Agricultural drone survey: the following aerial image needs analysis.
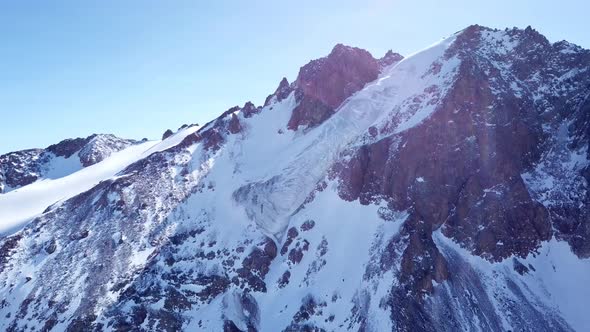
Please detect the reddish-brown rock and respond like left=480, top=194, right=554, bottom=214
left=228, top=114, right=242, bottom=134
left=378, top=50, right=404, bottom=69
left=288, top=44, right=381, bottom=130
left=241, top=101, right=259, bottom=118
left=333, top=30, right=553, bottom=274
left=264, top=77, right=293, bottom=107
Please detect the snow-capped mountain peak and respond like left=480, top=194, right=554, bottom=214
left=0, top=25, right=589, bottom=331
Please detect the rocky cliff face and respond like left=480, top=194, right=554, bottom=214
left=0, top=134, right=139, bottom=193
left=0, top=25, right=588, bottom=332
left=288, top=44, right=403, bottom=130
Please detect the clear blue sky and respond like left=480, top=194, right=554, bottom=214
left=1, top=0, right=588, bottom=153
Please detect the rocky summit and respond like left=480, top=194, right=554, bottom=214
left=0, top=25, right=589, bottom=331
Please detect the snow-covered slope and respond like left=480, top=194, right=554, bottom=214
left=434, top=232, right=590, bottom=332
left=0, top=141, right=155, bottom=237
left=0, top=127, right=200, bottom=237
left=0, top=134, right=139, bottom=194
left=0, top=25, right=588, bottom=332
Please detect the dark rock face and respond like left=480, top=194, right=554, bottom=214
left=228, top=114, right=242, bottom=134
left=513, top=258, right=530, bottom=275
left=296, top=44, right=380, bottom=109
left=288, top=44, right=382, bottom=130
left=0, top=234, right=22, bottom=275
left=280, top=227, right=299, bottom=255
left=571, top=92, right=590, bottom=152
left=0, top=149, right=45, bottom=192
left=399, top=215, right=449, bottom=294
left=288, top=89, right=335, bottom=131
left=236, top=238, right=277, bottom=292
left=300, top=219, right=315, bottom=232
left=264, top=77, right=293, bottom=107
left=188, top=100, right=269, bottom=153
left=241, top=101, right=260, bottom=118
left=378, top=50, right=404, bottom=69
left=201, top=128, right=225, bottom=151
left=555, top=92, right=590, bottom=257
left=162, top=129, right=174, bottom=140
left=434, top=55, right=551, bottom=260
left=285, top=295, right=328, bottom=331
left=46, top=136, right=91, bottom=158
left=334, top=25, right=588, bottom=285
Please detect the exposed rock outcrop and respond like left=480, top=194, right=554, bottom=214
left=287, top=44, right=382, bottom=130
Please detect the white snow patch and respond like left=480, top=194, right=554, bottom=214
left=43, top=154, right=83, bottom=179
left=257, top=182, right=406, bottom=331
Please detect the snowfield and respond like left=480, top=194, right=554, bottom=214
left=0, top=126, right=200, bottom=237
left=0, top=142, right=157, bottom=236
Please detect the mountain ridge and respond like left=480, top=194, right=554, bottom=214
left=0, top=24, right=588, bottom=331
left=0, top=134, right=141, bottom=194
